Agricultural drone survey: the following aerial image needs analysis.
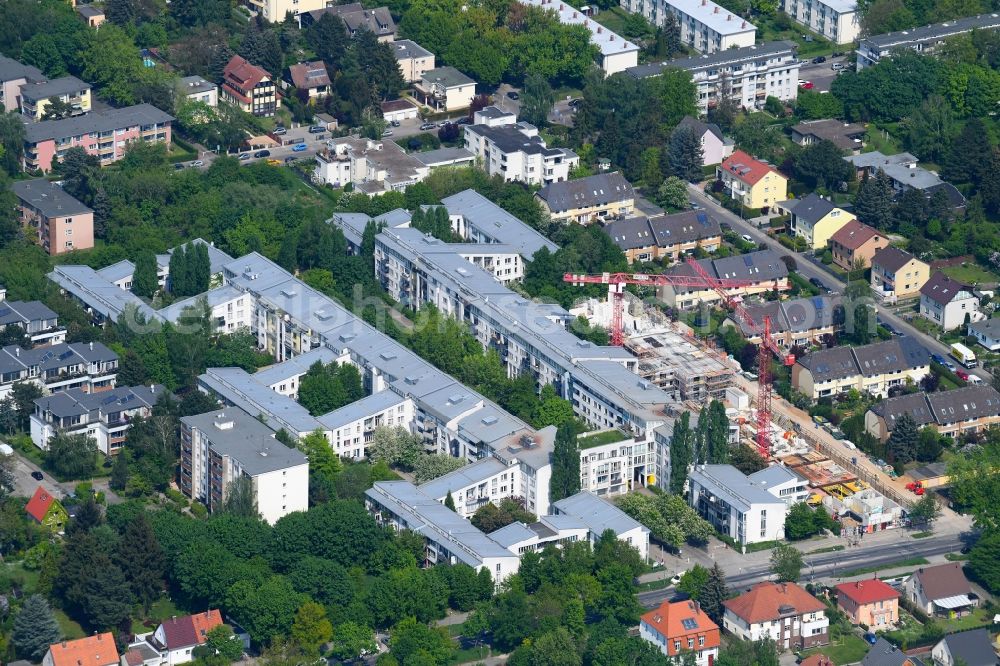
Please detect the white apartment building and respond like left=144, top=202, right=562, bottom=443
left=620, top=0, right=756, bottom=53
left=240, top=0, right=326, bottom=22
left=520, top=0, right=640, bottom=74
left=628, top=41, right=800, bottom=115
left=0, top=341, right=118, bottom=401
left=577, top=429, right=661, bottom=497
left=318, top=391, right=416, bottom=460
left=856, top=13, right=1000, bottom=69
left=688, top=464, right=804, bottom=545
left=180, top=407, right=309, bottom=524
left=313, top=137, right=429, bottom=194
left=30, top=385, right=167, bottom=454
left=781, top=0, right=859, bottom=44
left=723, top=582, right=830, bottom=650
left=464, top=119, right=578, bottom=186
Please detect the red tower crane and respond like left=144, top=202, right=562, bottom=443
left=563, top=259, right=794, bottom=457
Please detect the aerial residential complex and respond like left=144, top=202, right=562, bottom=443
left=463, top=113, right=579, bottom=185
left=12, top=179, right=94, bottom=255
left=619, top=0, right=757, bottom=53
left=781, top=0, right=859, bottom=44
left=856, top=13, right=1000, bottom=69
left=521, top=0, right=640, bottom=74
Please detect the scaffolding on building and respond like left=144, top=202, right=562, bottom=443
left=624, top=326, right=738, bottom=403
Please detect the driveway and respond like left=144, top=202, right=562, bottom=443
left=9, top=448, right=68, bottom=500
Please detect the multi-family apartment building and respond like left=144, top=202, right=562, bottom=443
left=919, top=271, right=984, bottom=332
left=521, top=0, right=640, bottom=74
left=660, top=250, right=790, bottom=309
left=391, top=40, right=435, bottom=83
left=535, top=172, right=635, bottom=224
left=723, top=582, right=829, bottom=649
left=440, top=189, right=558, bottom=259
left=870, top=246, right=930, bottom=302
left=0, top=55, right=44, bottom=112
left=0, top=299, right=64, bottom=346
left=717, top=150, right=788, bottom=210
left=0, top=341, right=118, bottom=400
left=576, top=429, right=660, bottom=497
left=23, top=104, right=173, bottom=172
left=620, top=0, right=756, bottom=53
left=780, top=193, right=853, bottom=250
left=640, top=599, right=721, bottom=666
left=76, top=5, right=107, bottom=28
left=792, top=337, right=931, bottom=399
left=19, top=76, right=91, bottom=121
left=627, top=41, right=800, bottom=115
left=828, top=219, right=889, bottom=271
left=464, top=116, right=579, bottom=185
left=857, top=13, right=1000, bottom=69
left=606, top=210, right=723, bottom=264
left=414, top=66, right=476, bottom=112
left=865, top=385, right=1000, bottom=441
left=312, top=137, right=429, bottom=193
left=221, top=56, right=279, bottom=117
left=180, top=407, right=309, bottom=524
left=781, top=0, right=859, bottom=44
left=688, top=463, right=807, bottom=544
left=12, top=179, right=94, bottom=255
left=298, top=4, right=397, bottom=40
left=723, top=295, right=837, bottom=349
left=30, top=384, right=167, bottom=454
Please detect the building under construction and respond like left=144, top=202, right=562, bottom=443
left=625, top=327, right=737, bottom=402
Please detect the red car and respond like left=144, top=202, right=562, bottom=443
left=798, top=80, right=814, bottom=89
left=957, top=369, right=970, bottom=381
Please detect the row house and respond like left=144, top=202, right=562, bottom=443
left=723, top=295, right=838, bottom=349
left=0, top=298, right=65, bottom=346
left=23, top=104, right=173, bottom=172
left=535, top=171, right=635, bottom=224
left=661, top=249, right=790, bottom=309
left=0, top=341, right=118, bottom=400
left=865, top=385, right=1000, bottom=441
left=792, top=336, right=931, bottom=399
left=12, top=179, right=94, bottom=255
left=606, top=210, right=723, bottom=264
left=30, top=384, right=167, bottom=454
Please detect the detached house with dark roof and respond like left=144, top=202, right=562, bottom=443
left=865, top=385, right=1000, bottom=441
left=920, top=271, right=984, bottom=331
left=969, top=317, right=1000, bottom=351
left=221, top=55, right=278, bottom=117
left=870, top=246, right=930, bottom=301
left=723, top=581, right=829, bottom=649
left=931, top=628, right=998, bottom=666
left=792, top=336, right=931, bottom=399
left=779, top=193, right=853, bottom=250
left=287, top=61, right=331, bottom=99
left=791, top=119, right=867, bottom=153
left=130, top=610, right=225, bottom=666
left=535, top=172, right=635, bottom=224
left=829, top=219, right=889, bottom=271
left=676, top=115, right=733, bottom=166
left=903, top=562, right=978, bottom=617
left=717, top=150, right=788, bottom=210
left=604, top=210, right=722, bottom=264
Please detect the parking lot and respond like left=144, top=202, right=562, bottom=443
left=798, top=54, right=849, bottom=93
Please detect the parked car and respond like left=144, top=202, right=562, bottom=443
left=31, top=470, right=43, bottom=481
left=864, top=633, right=878, bottom=645
left=969, top=374, right=983, bottom=385
left=284, top=156, right=296, bottom=164
left=670, top=572, right=685, bottom=585
left=831, top=62, right=845, bottom=71
left=809, top=277, right=825, bottom=289
left=381, top=129, right=393, bottom=137
left=931, top=353, right=947, bottom=365
left=253, top=149, right=271, bottom=158
left=173, top=163, right=185, bottom=170
left=740, top=233, right=755, bottom=244
left=568, top=98, right=583, bottom=108
left=506, top=90, right=520, bottom=100
left=238, top=152, right=251, bottom=160
left=272, top=127, right=287, bottom=136
left=390, top=120, right=401, bottom=127
left=419, top=122, right=436, bottom=131
left=944, top=359, right=957, bottom=371
left=191, top=160, right=204, bottom=167
left=798, top=80, right=814, bottom=89
left=266, top=159, right=282, bottom=166
left=812, top=55, right=826, bottom=63
left=292, top=143, right=307, bottom=152
left=957, top=369, right=970, bottom=381
left=308, top=125, right=326, bottom=134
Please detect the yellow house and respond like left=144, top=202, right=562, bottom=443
left=870, top=246, right=930, bottom=301
left=780, top=193, right=852, bottom=249
left=19, top=76, right=92, bottom=121
left=717, top=150, right=788, bottom=210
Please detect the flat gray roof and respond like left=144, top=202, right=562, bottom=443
left=316, top=389, right=408, bottom=429
left=199, top=367, right=324, bottom=435
left=689, top=464, right=787, bottom=510
left=864, top=13, right=1000, bottom=50
left=181, top=407, right=308, bottom=476
left=421, top=66, right=475, bottom=88
left=48, top=264, right=161, bottom=323
left=413, top=147, right=475, bottom=167
left=12, top=179, right=92, bottom=218
left=418, top=456, right=509, bottom=499
left=627, top=40, right=795, bottom=78
left=553, top=491, right=647, bottom=537
left=0, top=55, right=44, bottom=83
left=254, top=347, right=339, bottom=387
left=391, top=39, right=433, bottom=60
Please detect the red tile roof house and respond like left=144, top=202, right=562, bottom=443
left=43, top=633, right=119, bottom=666
left=131, top=610, right=224, bottom=666
left=221, top=55, right=279, bottom=117
left=24, top=485, right=69, bottom=533
left=639, top=599, right=721, bottom=666
left=903, top=562, right=979, bottom=618
left=835, top=578, right=900, bottom=629
left=722, top=582, right=829, bottom=650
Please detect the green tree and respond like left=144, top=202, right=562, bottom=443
left=223, top=476, right=257, bottom=519
left=81, top=24, right=146, bottom=105
left=13, top=594, right=61, bottom=661
left=669, top=411, right=693, bottom=495
left=330, top=622, right=376, bottom=662
left=794, top=88, right=844, bottom=120
left=794, top=139, right=853, bottom=190
left=905, top=94, right=955, bottom=163
left=444, top=491, right=456, bottom=511
left=132, top=250, right=159, bottom=298
left=909, top=494, right=940, bottom=529
left=290, top=602, right=333, bottom=656
left=20, top=34, right=68, bottom=77
left=770, top=543, right=803, bottom=582
left=110, top=450, right=129, bottom=492
left=388, top=617, right=454, bottom=664
left=203, top=625, right=245, bottom=662
left=703, top=400, right=730, bottom=464
left=529, top=627, right=582, bottom=666
left=226, top=575, right=305, bottom=646
left=854, top=169, right=895, bottom=230
left=549, top=422, right=580, bottom=504
left=0, top=111, right=27, bottom=176
left=667, top=124, right=704, bottom=182
left=916, top=428, right=944, bottom=462
left=730, top=445, right=767, bottom=475
left=698, top=562, right=728, bottom=623
left=677, top=564, right=710, bottom=598
left=784, top=502, right=820, bottom=540
left=45, top=433, right=96, bottom=480
left=658, top=176, right=690, bottom=211
left=521, top=72, right=555, bottom=127
left=732, top=114, right=779, bottom=163
left=114, top=513, right=165, bottom=612
left=968, top=529, right=1000, bottom=593
left=306, top=13, right=350, bottom=65
left=533, top=384, right=576, bottom=428
left=887, top=412, right=918, bottom=466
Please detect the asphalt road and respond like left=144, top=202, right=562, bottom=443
left=638, top=530, right=965, bottom=608
left=797, top=55, right=849, bottom=93
left=687, top=184, right=992, bottom=383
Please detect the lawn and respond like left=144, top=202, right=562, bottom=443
left=592, top=7, right=632, bottom=38
left=755, top=15, right=834, bottom=58
left=130, top=597, right=185, bottom=633
left=637, top=577, right=675, bottom=592
left=579, top=429, right=630, bottom=449
left=55, top=609, right=87, bottom=639
left=942, top=607, right=993, bottom=632
left=941, top=262, right=1000, bottom=285
left=448, top=640, right=491, bottom=665
left=801, top=634, right=869, bottom=664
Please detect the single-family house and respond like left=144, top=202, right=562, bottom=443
left=675, top=116, right=733, bottom=166
left=846, top=152, right=966, bottom=210
left=639, top=599, right=720, bottom=666
left=870, top=246, right=930, bottom=301
left=792, top=336, right=931, bottom=399
left=287, top=61, right=331, bottom=99
left=25, top=486, right=69, bottom=532
left=414, top=66, right=475, bottom=112
left=920, top=271, right=985, bottom=331
left=136, top=610, right=225, bottom=666
left=605, top=210, right=723, bottom=264
left=177, top=76, right=218, bottom=107
left=780, top=193, right=853, bottom=250
left=835, top=578, right=900, bottom=629
left=392, top=40, right=434, bottom=83
left=862, top=637, right=925, bottom=666
left=43, top=634, right=119, bottom=666
left=790, top=119, right=867, bottom=152
left=723, top=582, right=829, bottom=649
left=535, top=172, right=635, bottom=224
left=829, top=219, right=889, bottom=271
left=12, top=179, right=94, bottom=255
left=931, top=628, right=997, bottom=666
left=865, top=385, right=1000, bottom=442
left=221, top=55, right=279, bottom=117
left=969, top=317, right=1000, bottom=351
left=716, top=150, right=788, bottom=210
left=903, top=562, right=978, bottom=617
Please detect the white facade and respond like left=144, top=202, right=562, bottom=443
left=313, top=138, right=429, bottom=193
left=319, top=392, right=417, bottom=460
left=520, top=0, right=640, bottom=74
left=621, top=0, right=756, bottom=53
left=920, top=289, right=984, bottom=332
left=577, top=430, right=661, bottom=497
left=781, top=0, right=859, bottom=44
left=242, top=0, right=326, bottom=22
left=463, top=123, right=578, bottom=186
left=392, top=40, right=435, bottom=83
left=688, top=464, right=793, bottom=545
left=723, top=606, right=829, bottom=647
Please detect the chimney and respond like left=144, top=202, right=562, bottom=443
left=714, top=6, right=718, bottom=11
left=89, top=341, right=94, bottom=350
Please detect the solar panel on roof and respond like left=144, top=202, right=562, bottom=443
left=102, top=395, right=117, bottom=405
left=812, top=296, right=823, bottom=309
left=696, top=212, right=708, bottom=225
left=59, top=350, right=73, bottom=360
left=743, top=255, right=753, bottom=267
left=0, top=308, right=10, bottom=317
